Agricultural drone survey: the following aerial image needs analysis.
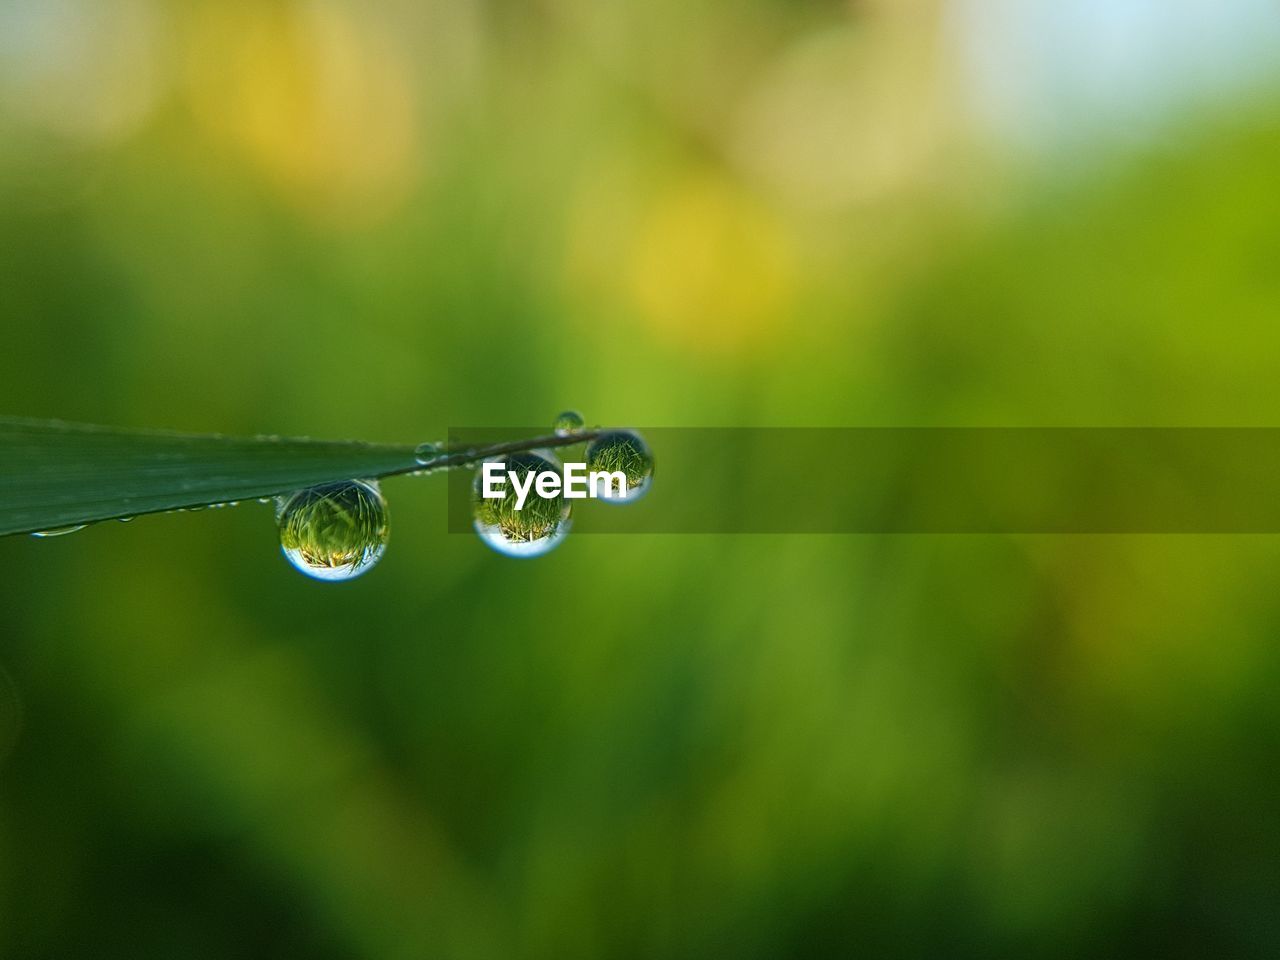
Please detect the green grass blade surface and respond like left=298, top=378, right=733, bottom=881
left=0, top=417, right=419, bottom=536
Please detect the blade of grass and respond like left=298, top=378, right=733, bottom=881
left=0, top=417, right=421, bottom=536
left=0, top=417, right=602, bottom=537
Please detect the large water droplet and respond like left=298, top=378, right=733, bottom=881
left=414, top=441, right=444, bottom=465
left=277, top=479, right=388, bottom=581
left=585, top=430, right=654, bottom=503
left=31, top=523, right=88, bottom=537
left=553, top=410, right=585, bottom=437
left=472, top=451, right=571, bottom=558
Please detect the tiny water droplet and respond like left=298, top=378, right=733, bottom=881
left=117, top=516, right=134, bottom=523
left=277, top=479, right=388, bottom=582
left=31, top=524, right=88, bottom=538
left=414, top=441, right=444, bottom=465
left=585, top=430, right=654, bottom=504
left=553, top=410, right=585, bottom=437
left=472, top=451, right=571, bottom=558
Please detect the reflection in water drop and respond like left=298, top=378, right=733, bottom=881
left=277, top=479, right=388, bottom=581
left=553, top=411, right=585, bottom=437
left=31, top=524, right=88, bottom=537
left=585, top=430, right=654, bottom=504
left=414, top=441, right=443, bottom=465
left=475, top=519, right=571, bottom=558
left=472, top=451, right=572, bottom=558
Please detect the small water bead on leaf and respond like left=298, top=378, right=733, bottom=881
left=31, top=524, right=88, bottom=537
left=277, top=479, right=388, bottom=582
left=553, top=411, right=585, bottom=437
left=414, top=441, right=444, bottom=466
left=585, top=430, right=654, bottom=504
left=472, top=450, right=572, bottom=558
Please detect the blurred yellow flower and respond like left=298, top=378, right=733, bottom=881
left=626, top=174, right=796, bottom=351
left=184, top=0, right=419, bottom=225
left=567, top=166, right=796, bottom=354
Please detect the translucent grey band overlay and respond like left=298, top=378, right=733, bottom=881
left=446, top=428, right=1280, bottom=533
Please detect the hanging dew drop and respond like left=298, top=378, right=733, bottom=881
left=472, top=451, right=571, bottom=558
left=31, top=524, right=88, bottom=537
left=414, top=441, right=444, bottom=465
left=277, top=479, right=389, bottom=582
left=474, top=518, right=570, bottom=558
left=585, top=430, right=654, bottom=503
left=553, top=411, right=585, bottom=437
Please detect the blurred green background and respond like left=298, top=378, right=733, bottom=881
left=3, top=0, right=1280, bottom=956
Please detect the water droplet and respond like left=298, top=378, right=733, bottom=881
left=585, top=430, right=654, bottom=503
left=472, top=451, right=571, bottom=558
left=31, top=524, right=88, bottom=537
left=553, top=410, right=585, bottom=437
left=117, top=516, right=134, bottom=523
left=414, top=441, right=444, bottom=465
left=277, top=479, right=388, bottom=582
